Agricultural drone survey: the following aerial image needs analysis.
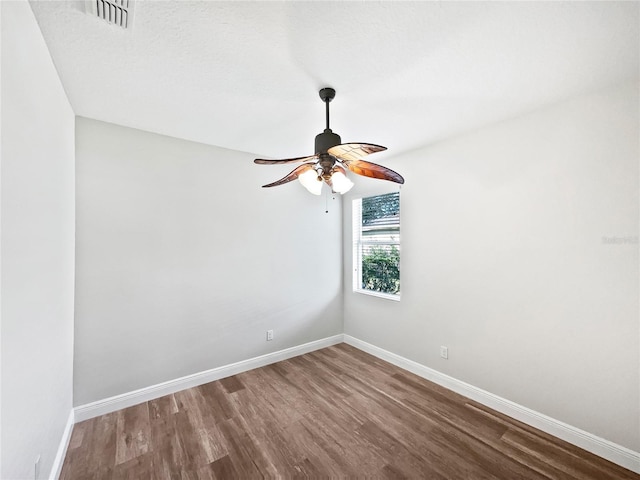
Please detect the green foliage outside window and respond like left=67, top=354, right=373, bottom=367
left=361, top=245, right=400, bottom=294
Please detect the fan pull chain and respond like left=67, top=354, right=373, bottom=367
left=324, top=191, right=337, bottom=213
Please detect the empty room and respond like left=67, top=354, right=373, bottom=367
left=1, top=1, right=638, bottom=479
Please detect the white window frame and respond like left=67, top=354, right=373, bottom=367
left=352, top=192, right=401, bottom=301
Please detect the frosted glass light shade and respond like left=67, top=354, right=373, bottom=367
left=298, top=168, right=322, bottom=195
left=331, top=171, right=354, bottom=194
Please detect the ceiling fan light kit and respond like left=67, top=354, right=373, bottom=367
left=254, top=88, right=404, bottom=195
left=298, top=167, right=324, bottom=195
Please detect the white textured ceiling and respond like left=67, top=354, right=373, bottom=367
left=29, top=1, right=639, bottom=159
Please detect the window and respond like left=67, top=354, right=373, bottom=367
left=352, top=192, right=400, bottom=300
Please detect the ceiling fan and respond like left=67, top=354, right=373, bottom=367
left=254, top=88, right=404, bottom=195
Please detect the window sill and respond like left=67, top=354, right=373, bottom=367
left=353, top=289, right=401, bottom=302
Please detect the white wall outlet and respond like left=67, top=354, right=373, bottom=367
left=440, top=346, right=448, bottom=359
left=266, top=329, right=274, bottom=341
left=34, top=454, right=41, bottom=479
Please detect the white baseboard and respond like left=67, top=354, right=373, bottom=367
left=74, top=334, right=344, bottom=423
left=343, top=334, right=640, bottom=474
left=50, top=409, right=74, bottom=480
left=70, top=333, right=639, bottom=474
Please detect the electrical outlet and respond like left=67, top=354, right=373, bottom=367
left=266, top=329, right=274, bottom=341
left=34, top=454, right=41, bottom=479
left=440, top=346, right=448, bottom=359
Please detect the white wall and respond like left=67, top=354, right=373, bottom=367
left=1, top=4, right=3, bottom=475
left=343, top=82, right=639, bottom=451
left=74, top=117, right=343, bottom=405
left=1, top=1, right=75, bottom=478
left=2, top=1, right=635, bottom=472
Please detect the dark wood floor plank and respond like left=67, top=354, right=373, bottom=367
left=179, top=381, right=244, bottom=463
left=111, top=452, right=156, bottom=480
left=115, top=402, right=151, bottom=466
left=216, top=416, right=270, bottom=478
left=201, top=454, right=238, bottom=479
left=355, top=419, right=450, bottom=479
left=296, top=415, right=366, bottom=477
left=196, top=380, right=235, bottom=422
left=149, top=394, right=178, bottom=420
left=147, top=393, right=186, bottom=479
left=67, top=420, right=87, bottom=450
left=291, top=456, right=326, bottom=478
left=219, top=375, right=245, bottom=394
left=502, top=428, right=637, bottom=480
left=60, top=413, right=119, bottom=480
left=60, top=344, right=639, bottom=479
left=469, top=402, right=640, bottom=480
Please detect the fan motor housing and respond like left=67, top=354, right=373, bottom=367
left=315, top=129, right=341, bottom=154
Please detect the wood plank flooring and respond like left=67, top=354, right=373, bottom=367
left=60, top=344, right=639, bottom=479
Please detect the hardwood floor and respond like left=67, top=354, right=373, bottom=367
left=60, top=344, right=638, bottom=479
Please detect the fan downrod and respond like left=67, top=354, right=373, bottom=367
left=315, top=87, right=341, bottom=153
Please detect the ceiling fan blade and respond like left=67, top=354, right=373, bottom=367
left=327, top=143, right=387, bottom=162
left=261, top=163, right=315, bottom=188
left=342, top=159, right=405, bottom=184
left=254, top=154, right=317, bottom=165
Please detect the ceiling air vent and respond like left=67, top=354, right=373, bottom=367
left=86, top=0, right=134, bottom=29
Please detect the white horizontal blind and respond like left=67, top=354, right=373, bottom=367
left=353, top=192, right=400, bottom=297
left=86, top=0, right=133, bottom=29
left=353, top=198, right=363, bottom=292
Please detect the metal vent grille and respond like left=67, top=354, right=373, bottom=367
left=86, top=0, right=134, bottom=29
